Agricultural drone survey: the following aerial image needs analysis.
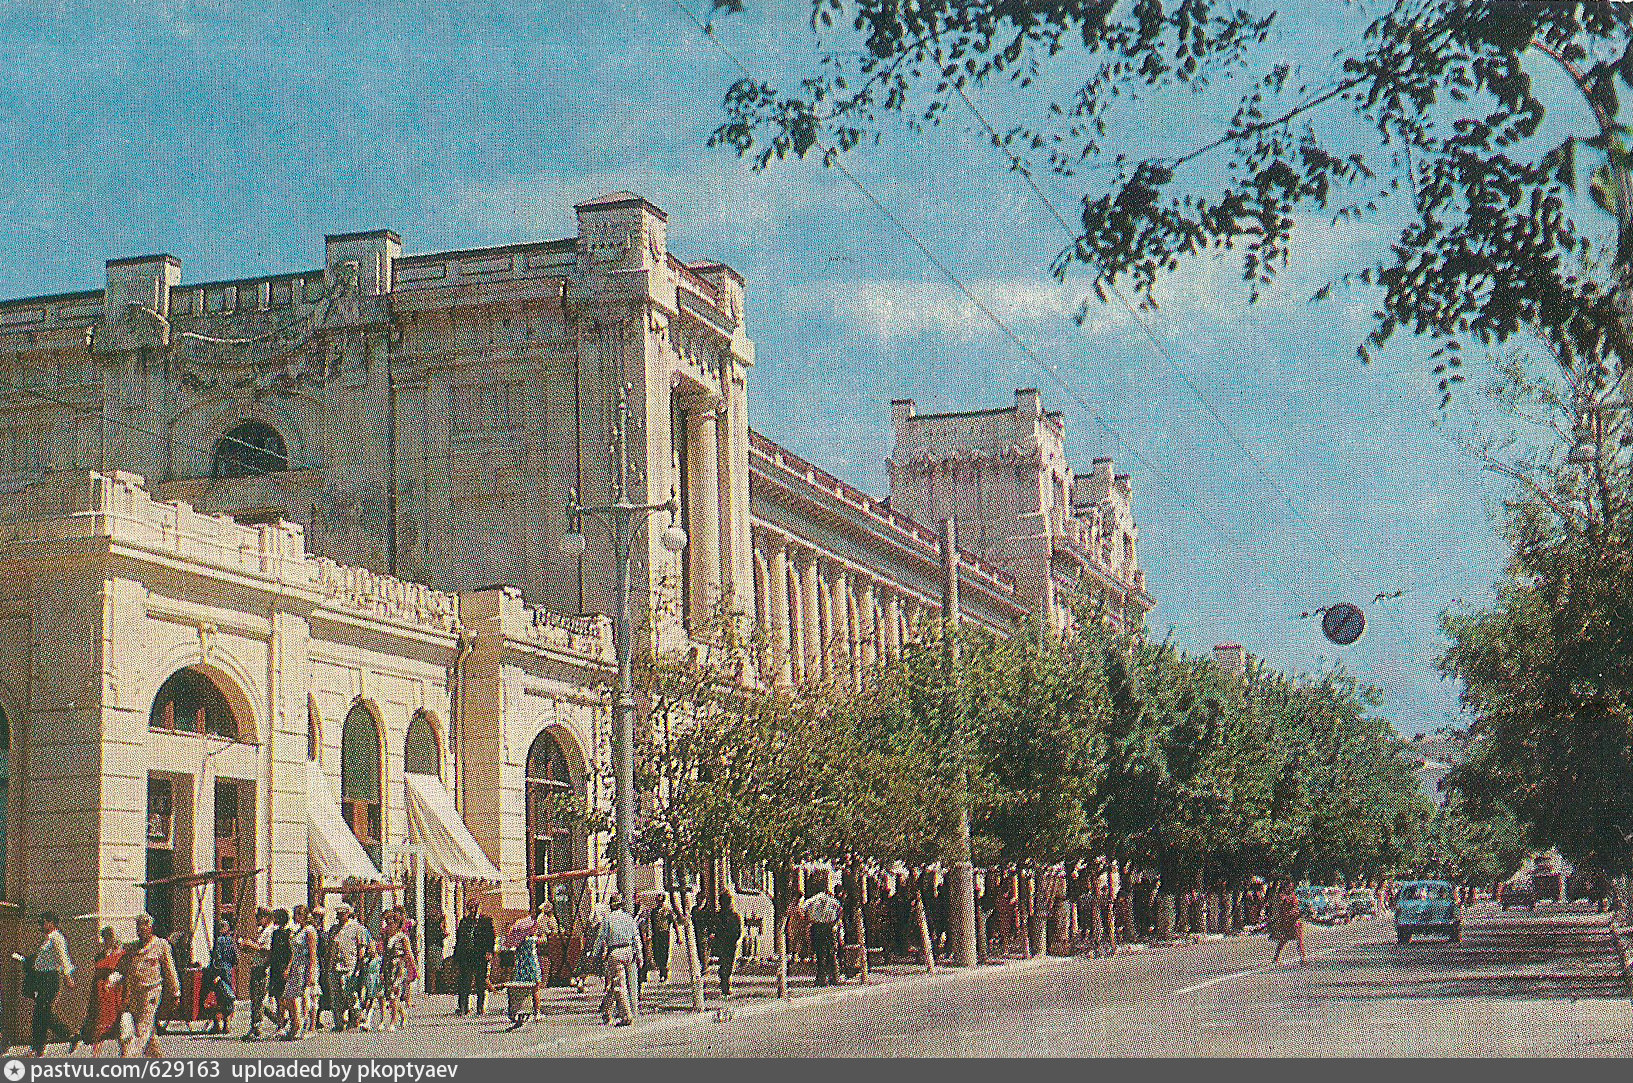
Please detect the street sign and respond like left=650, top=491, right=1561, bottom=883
left=1322, top=603, right=1366, bottom=646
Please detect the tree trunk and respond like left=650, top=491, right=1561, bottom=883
left=846, top=861, right=870, bottom=984
left=912, top=878, right=937, bottom=975
left=773, top=859, right=791, bottom=999
left=1018, top=870, right=1034, bottom=959
left=673, top=886, right=705, bottom=1013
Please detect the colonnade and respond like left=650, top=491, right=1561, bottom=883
left=751, top=528, right=933, bottom=689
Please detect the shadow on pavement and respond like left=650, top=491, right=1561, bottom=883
left=1314, top=911, right=1625, bottom=1001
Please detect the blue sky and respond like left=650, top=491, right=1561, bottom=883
left=0, top=0, right=1544, bottom=734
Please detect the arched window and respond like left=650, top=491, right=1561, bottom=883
left=404, top=711, right=438, bottom=778
left=341, top=704, right=382, bottom=867
left=212, top=421, right=288, bottom=479
left=525, top=729, right=585, bottom=909
left=150, top=669, right=237, bottom=739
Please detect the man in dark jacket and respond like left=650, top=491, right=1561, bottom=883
left=452, top=899, right=495, bottom=1015
left=713, top=893, right=743, bottom=997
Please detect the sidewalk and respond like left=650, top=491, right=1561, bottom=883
left=27, top=951, right=1076, bottom=1059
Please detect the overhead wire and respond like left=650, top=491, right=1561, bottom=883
left=666, top=0, right=1271, bottom=554
left=949, top=83, right=1371, bottom=591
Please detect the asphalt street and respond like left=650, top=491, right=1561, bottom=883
left=567, top=902, right=1633, bottom=1056
left=145, top=901, right=1633, bottom=1058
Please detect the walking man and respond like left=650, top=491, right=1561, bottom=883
left=802, top=881, right=843, bottom=987
left=714, top=893, right=743, bottom=997
left=328, top=902, right=369, bottom=1031
left=28, top=911, right=76, bottom=1057
left=646, top=899, right=672, bottom=982
left=120, top=913, right=181, bottom=1058
left=592, top=893, right=641, bottom=1027
left=453, top=898, right=495, bottom=1015
left=238, top=908, right=274, bottom=1040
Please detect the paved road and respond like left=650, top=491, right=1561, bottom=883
left=570, top=902, right=1633, bottom=1056
left=140, top=901, right=1633, bottom=1057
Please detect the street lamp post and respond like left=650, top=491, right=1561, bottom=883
left=559, top=383, right=688, bottom=925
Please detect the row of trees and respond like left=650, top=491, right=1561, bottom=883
left=608, top=591, right=1454, bottom=970
left=696, top=2, right=1633, bottom=893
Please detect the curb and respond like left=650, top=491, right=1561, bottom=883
left=1609, top=922, right=1633, bottom=1000
left=515, top=953, right=1076, bottom=1056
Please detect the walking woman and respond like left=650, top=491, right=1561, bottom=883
left=79, top=927, right=125, bottom=1055
left=27, top=911, right=77, bottom=1057
left=381, top=910, right=412, bottom=1033
left=280, top=905, right=315, bottom=1039
left=1268, top=880, right=1306, bottom=966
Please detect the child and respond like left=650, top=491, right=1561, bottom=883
left=355, top=941, right=383, bottom=1032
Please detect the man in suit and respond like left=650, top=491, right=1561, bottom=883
left=452, top=899, right=495, bottom=1015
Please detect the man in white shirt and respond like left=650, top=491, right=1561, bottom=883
left=238, top=907, right=274, bottom=1040
left=801, top=883, right=843, bottom=987
left=328, top=903, right=370, bottom=1031
left=29, top=911, right=76, bottom=1056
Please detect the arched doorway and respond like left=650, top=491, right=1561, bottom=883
left=340, top=704, right=383, bottom=869
left=212, top=420, right=288, bottom=478
left=147, top=668, right=250, bottom=948
left=402, top=710, right=442, bottom=938
left=525, top=728, right=587, bottom=911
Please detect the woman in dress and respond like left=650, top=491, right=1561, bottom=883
left=1268, top=880, right=1306, bottom=966
left=78, top=927, right=124, bottom=1055
left=381, top=911, right=412, bottom=1033
left=503, top=918, right=541, bottom=1031
left=280, top=905, right=314, bottom=1039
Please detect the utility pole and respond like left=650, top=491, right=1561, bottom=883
left=942, top=517, right=979, bottom=969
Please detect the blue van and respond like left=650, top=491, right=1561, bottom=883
left=1394, top=880, right=1461, bottom=943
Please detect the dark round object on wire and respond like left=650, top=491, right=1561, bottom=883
left=1321, top=603, right=1366, bottom=646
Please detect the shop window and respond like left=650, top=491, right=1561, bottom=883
left=341, top=704, right=382, bottom=868
left=404, top=711, right=439, bottom=777
left=525, top=729, right=585, bottom=910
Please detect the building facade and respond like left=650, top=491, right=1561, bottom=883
left=0, top=194, right=1150, bottom=967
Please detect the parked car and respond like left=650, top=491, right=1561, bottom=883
left=1296, top=885, right=1343, bottom=924
left=1498, top=880, right=1536, bottom=910
left=1344, top=889, right=1378, bottom=918
left=1395, top=880, right=1461, bottom=943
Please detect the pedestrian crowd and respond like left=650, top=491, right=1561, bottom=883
left=10, top=864, right=1408, bottom=1055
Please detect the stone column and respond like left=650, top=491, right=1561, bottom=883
left=817, top=562, right=834, bottom=681
left=786, top=561, right=805, bottom=685
left=831, top=571, right=852, bottom=684
left=687, top=405, right=722, bottom=623
left=767, top=537, right=792, bottom=686
left=882, top=591, right=901, bottom=660
left=800, top=550, right=822, bottom=681
left=858, top=579, right=878, bottom=672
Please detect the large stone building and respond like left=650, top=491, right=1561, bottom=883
left=0, top=194, right=1150, bottom=974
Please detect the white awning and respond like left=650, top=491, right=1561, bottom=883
left=305, top=761, right=387, bottom=885
left=405, top=772, right=503, bottom=883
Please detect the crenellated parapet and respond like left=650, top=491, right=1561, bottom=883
left=311, top=557, right=459, bottom=633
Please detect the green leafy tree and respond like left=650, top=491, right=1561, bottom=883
left=712, top=1, right=1633, bottom=398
